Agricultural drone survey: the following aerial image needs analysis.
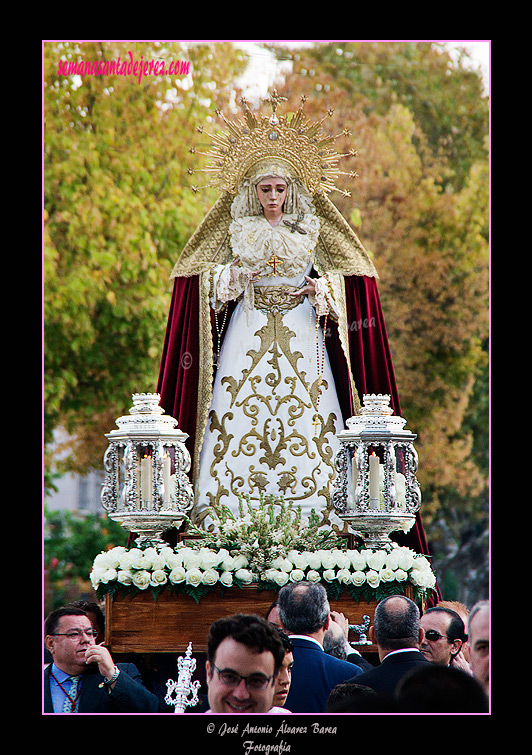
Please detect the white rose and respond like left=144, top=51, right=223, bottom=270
left=117, top=550, right=138, bottom=569
left=104, top=547, right=126, bottom=568
left=235, top=568, right=254, bottom=584
left=351, top=570, right=366, bottom=587
left=289, top=568, right=305, bottom=583
left=185, top=568, right=203, bottom=587
left=182, top=551, right=203, bottom=570
left=394, top=568, right=408, bottom=582
left=322, top=569, right=336, bottom=583
left=367, top=551, right=387, bottom=571
left=132, top=570, right=151, bottom=590
left=221, top=556, right=236, bottom=572
left=93, top=552, right=112, bottom=570
left=233, top=554, right=250, bottom=570
left=394, top=548, right=416, bottom=571
left=163, top=550, right=183, bottom=570
left=306, top=569, right=321, bottom=584
left=333, top=551, right=350, bottom=569
left=139, top=548, right=159, bottom=568
left=150, top=569, right=168, bottom=587
left=270, top=557, right=293, bottom=573
left=220, top=571, right=234, bottom=587
left=349, top=551, right=367, bottom=571
left=319, top=552, right=336, bottom=570
left=379, top=567, right=395, bottom=583
left=130, top=550, right=153, bottom=570
left=366, top=570, right=380, bottom=588
left=199, top=550, right=220, bottom=570
left=201, top=568, right=219, bottom=586
left=159, top=546, right=175, bottom=561
left=271, top=570, right=290, bottom=587
left=169, top=566, right=186, bottom=584
left=90, top=567, right=106, bottom=589
left=385, top=550, right=400, bottom=571
left=306, top=552, right=322, bottom=570
left=100, top=568, right=118, bottom=584
left=419, top=569, right=436, bottom=589
left=413, top=556, right=432, bottom=572
left=151, top=553, right=167, bottom=571
left=410, top=569, right=435, bottom=588
left=290, top=552, right=308, bottom=570
left=117, top=569, right=134, bottom=586
left=336, top=568, right=352, bottom=585
left=121, top=548, right=141, bottom=567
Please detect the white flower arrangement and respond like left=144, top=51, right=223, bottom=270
left=90, top=497, right=436, bottom=604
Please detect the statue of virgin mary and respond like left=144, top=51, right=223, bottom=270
left=156, top=93, right=430, bottom=555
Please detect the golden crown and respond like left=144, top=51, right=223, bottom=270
left=189, top=90, right=358, bottom=197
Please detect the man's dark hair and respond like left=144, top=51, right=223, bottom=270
left=277, top=581, right=329, bottom=634
left=423, top=606, right=467, bottom=662
left=66, top=600, right=105, bottom=635
left=44, top=606, right=89, bottom=637
left=423, top=606, right=467, bottom=643
left=373, top=595, right=421, bottom=651
left=276, top=628, right=294, bottom=654
left=207, top=613, right=286, bottom=673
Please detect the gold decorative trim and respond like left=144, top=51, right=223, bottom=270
left=191, top=92, right=357, bottom=198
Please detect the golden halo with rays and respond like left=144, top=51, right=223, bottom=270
left=189, top=90, right=358, bottom=197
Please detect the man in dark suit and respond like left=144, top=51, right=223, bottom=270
left=44, top=606, right=160, bottom=713
left=277, top=582, right=363, bottom=713
left=343, top=595, right=430, bottom=698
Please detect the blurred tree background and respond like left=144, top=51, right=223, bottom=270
left=44, top=41, right=489, bottom=605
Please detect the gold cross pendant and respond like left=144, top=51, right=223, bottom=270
left=312, top=413, right=321, bottom=437
left=267, top=254, right=282, bottom=276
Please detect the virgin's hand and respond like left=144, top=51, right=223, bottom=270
left=85, top=643, right=115, bottom=679
left=231, top=258, right=261, bottom=279
left=289, top=276, right=316, bottom=296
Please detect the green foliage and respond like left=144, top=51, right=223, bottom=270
left=274, top=42, right=489, bottom=543
left=44, top=507, right=127, bottom=610
left=44, top=41, right=246, bottom=483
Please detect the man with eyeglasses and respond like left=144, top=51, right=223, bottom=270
left=419, top=606, right=467, bottom=668
left=44, top=606, right=159, bottom=713
left=205, top=614, right=287, bottom=714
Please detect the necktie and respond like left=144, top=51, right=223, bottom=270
left=62, top=675, right=81, bottom=713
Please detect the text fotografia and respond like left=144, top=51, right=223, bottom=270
left=209, top=720, right=338, bottom=750
left=57, top=51, right=191, bottom=85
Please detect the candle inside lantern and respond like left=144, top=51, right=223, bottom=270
left=369, top=451, right=379, bottom=509
left=140, top=453, right=153, bottom=508
left=351, top=451, right=358, bottom=504
left=163, top=453, right=172, bottom=504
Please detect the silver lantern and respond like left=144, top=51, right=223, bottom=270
left=100, top=393, right=193, bottom=548
left=332, top=394, right=421, bottom=550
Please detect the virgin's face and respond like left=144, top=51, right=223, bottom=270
left=256, top=177, right=288, bottom=217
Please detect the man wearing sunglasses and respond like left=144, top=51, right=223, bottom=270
left=44, top=606, right=159, bottom=713
left=205, top=614, right=287, bottom=714
left=419, top=606, right=467, bottom=667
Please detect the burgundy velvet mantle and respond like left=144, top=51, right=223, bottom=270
left=157, top=273, right=432, bottom=560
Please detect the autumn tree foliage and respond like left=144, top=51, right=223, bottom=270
left=275, top=42, right=489, bottom=536
left=44, top=41, right=489, bottom=548
left=44, top=41, right=245, bottom=481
